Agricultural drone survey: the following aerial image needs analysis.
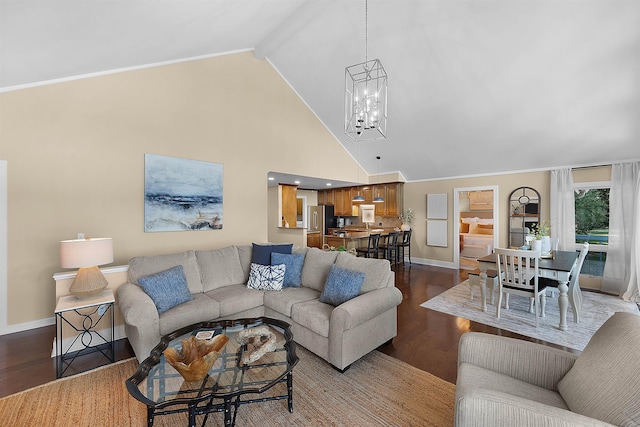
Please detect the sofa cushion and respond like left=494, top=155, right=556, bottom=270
left=271, top=252, right=305, bottom=287
left=247, top=263, right=285, bottom=291
left=236, top=245, right=253, bottom=282
left=291, top=299, right=333, bottom=338
left=251, top=243, right=293, bottom=265
left=137, top=265, right=193, bottom=314
left=158, top=293, right=221, bottom=336
left=196, top=246, right=245, bottom=291
left=301, top=248, right=339, bottom=291
left=335, top=251, right=392, bottom=293
left=319, top=264, right=365, bottom=306
left=128, top=250, right=203, bottom=294
left=205, top=284, right=264, bottom=317
left=557, top=312, right=640, bottom=425
left=264, top=287, right=320, bottom=317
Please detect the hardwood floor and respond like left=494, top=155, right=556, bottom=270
left=0, top=264, right=573, bottom=399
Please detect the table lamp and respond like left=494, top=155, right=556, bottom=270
left=60, top=237, right=113, bottom=299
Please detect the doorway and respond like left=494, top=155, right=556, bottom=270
left=453, top=185, right=499, bottom=270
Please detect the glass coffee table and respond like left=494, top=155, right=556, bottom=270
left=126, top=317, right=298, bottom=427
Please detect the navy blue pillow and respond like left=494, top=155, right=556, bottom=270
left=271, top=252, right=305, bottom=288
left=138, top=265, right=193, bottom=314
left=251, top=243, right=293, bottom=265
left=319, top=264, right=365, bottom=306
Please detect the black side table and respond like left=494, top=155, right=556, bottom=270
left=55, top=289, right=115, bottom=378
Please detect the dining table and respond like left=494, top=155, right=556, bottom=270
left=477, top=250, right=579, bottom=331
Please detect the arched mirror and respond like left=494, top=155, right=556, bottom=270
left=508, top=187, right=540, bottom=248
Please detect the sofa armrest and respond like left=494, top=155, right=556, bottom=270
left=331, top=286, right=403, bottom=331
left=455, top=387, right=616, bottom=427
left=458, top=332, right=578, bottom=391
left=116, top=282, right=160, bottom=361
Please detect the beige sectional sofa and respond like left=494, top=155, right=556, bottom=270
left=116, top=245, right=402, bottom=371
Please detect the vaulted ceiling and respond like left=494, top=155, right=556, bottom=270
left=3, top=0, right=639, bottom=185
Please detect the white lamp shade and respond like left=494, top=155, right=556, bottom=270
left=60, top=238, right=113, bottom=268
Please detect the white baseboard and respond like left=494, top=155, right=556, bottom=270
left=51, top=324, right=127, bottom=358
left=0, top=316, right=55, bottom=336
left=407, top=256, right=457, bottom=270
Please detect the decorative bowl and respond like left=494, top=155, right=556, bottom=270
left=164, top=333, right=229, bottom=382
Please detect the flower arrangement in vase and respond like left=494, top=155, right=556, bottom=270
left=399, top=208, right=414, bottom=231
left=529, top=220, right=551, bottom=252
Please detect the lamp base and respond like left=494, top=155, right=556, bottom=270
left=69, top=266, right=108, bottom=299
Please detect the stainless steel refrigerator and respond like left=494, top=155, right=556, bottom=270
left=308, top=205, right=335, bottom=235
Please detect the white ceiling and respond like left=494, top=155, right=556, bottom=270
left=3, top=0, right=640, bottom=187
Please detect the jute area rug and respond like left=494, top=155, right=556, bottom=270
left=0, top=346, right=455, bottom=427
left=422, top=280, right=640, bottom=351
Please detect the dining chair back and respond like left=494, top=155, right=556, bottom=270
left=356, top=233, right=381, bottom=258
left=494, top=248, right=547, bottom=328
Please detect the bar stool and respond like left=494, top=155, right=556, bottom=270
left=378, top=232, right=399, bottom=265
left=356, top=233, right=381, bottom=258
left=398, top=229, right=412, bottom=266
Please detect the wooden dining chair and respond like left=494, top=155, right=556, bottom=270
left=356, top=233, right=381, bottom=258
left=495, top=248, right=547, bottom=328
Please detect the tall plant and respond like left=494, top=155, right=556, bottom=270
left=400, top=208, right=415, bottom=226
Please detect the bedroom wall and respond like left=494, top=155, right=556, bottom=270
left=0, top=51, right=361, bottom=330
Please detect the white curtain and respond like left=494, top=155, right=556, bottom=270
left=602, top=162, right=640, bottom=299
left=550, top=169, right=575, bottom=251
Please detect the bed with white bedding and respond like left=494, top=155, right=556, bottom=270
left=460, top=213, right=494, bottom=259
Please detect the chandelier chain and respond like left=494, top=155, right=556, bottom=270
left=365, top=0, right=368, bottom=64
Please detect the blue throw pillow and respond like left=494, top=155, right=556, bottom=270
left=319, top=264, right=365, bottom=306
left=138, top=265, right=193, bottom=314
left=251, top=243, right=293, bottom=265
left=271, top=252, right=305, bottom=288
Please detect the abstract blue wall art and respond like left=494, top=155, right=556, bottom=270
left=144, top=154, right=223, bottom=232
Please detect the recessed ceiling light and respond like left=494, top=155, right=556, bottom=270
left=268, top=176, right=275, bottom=181
left=294, top=180, right=301, bottom=184
left=326, top=183, right=332, bottom=187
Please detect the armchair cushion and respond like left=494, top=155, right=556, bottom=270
left=557, top=312, right=640, bottom=425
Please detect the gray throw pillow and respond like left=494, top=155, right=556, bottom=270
left=138, top=265, right=193, bottom=314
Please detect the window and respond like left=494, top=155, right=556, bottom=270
left=574, top=182, right=610, bottom=276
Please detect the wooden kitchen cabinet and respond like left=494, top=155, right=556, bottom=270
left=319, top=183, right=403, bottom=217
left=307, top=232, right=322, bottom=248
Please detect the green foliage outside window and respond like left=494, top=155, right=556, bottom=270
left=574, top=188, right=609, bottom=240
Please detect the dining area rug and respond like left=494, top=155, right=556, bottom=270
left=421, top=280, right=640, bottom=351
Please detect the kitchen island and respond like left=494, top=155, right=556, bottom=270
left=324, top=228, right=398, bottom=251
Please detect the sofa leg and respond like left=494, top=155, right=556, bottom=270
left=333, top=364, right=351, bottom=373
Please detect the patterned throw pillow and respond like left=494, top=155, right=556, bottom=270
left=247, top=263, right=286, bottom=291
left=271, top=252, right=305, bottom=288
left=137, top=265, right=193, bottom=314
left=319, top=264, right=365, bottom=306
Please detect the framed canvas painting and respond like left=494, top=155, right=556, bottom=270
left=144, top=154, right=223, bottom=232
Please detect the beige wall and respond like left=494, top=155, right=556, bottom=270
left=404, top=166, right=612, bottom=266
left=0, top=52, right=361, bottom=327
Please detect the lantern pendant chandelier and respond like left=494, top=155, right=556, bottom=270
left=345, top=0, right=388, bottom=142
